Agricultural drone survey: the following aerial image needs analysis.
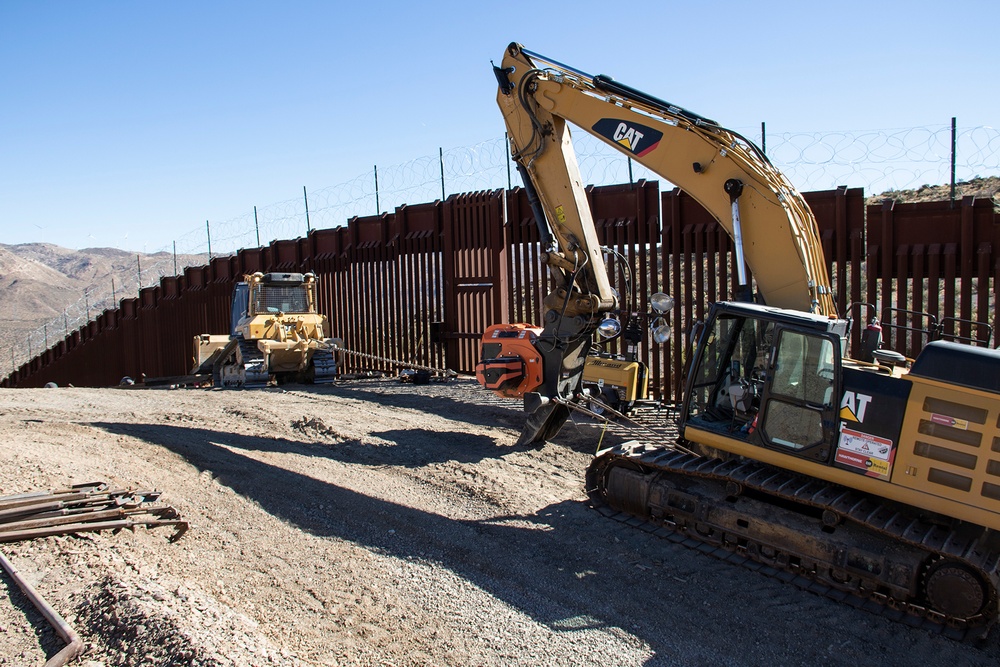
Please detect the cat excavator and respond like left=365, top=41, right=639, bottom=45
left=477, top=42, right=1000, bottom=635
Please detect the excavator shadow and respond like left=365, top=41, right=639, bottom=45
left=89, top=420, right=1000, bottom=665
left=92, top=420, right=523, bottom=469
left=350, top=428, right=538, bottom=467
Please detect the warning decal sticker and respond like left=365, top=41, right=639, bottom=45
left=835, top=426, right=895, bottom=480
left=930, top=413, right=970, bottom=430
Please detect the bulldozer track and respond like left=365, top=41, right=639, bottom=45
left=586, top=442, right=1000, bottom=640
left=236, top=337, right=269, bottom=388
left=310, top=349, right=337, bottom=384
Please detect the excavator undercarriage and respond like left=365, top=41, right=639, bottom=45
left=587, top=442, right=1000, bottom=638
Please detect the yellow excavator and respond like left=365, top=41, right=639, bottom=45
left=477, top=42, right=1000, bottom=636
left=193, top=271, right=341, bottom=387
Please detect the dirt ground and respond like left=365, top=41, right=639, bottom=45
left=0, top=378, right=998, bottom=667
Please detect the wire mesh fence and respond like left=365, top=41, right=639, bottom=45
left=8, top=121, right=999, bottom=374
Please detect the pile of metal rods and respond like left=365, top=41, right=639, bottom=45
left=0, top=482, right=188, bottom=543
left=0, top=483, right=187, bottom=666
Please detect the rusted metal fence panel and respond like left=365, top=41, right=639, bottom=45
left=867, top=196, right=998, bottom=356
left=396, top=200, right=448, bottom=372
left=137, top=287, right=160, bottom=380
left=3, top=184, right=995, bottom=392
left=442, top=191, right=505, bottom=373
left=327, top=213, right=396, bottom=374
left=503, top=187, right=551, bottom=327
left=312, top=227, right=343, bottom=338
left=157, top=276, right=189, bottom=377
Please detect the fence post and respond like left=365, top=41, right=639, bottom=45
left=374, top=165, right=380, bottom=215
left=439, top=147, right=445, bottom=200
left=254, top=206, right=260, bottom=247
left=206, top=220, right=212, bottom=259
left=303, top=186, right=311, bottom=234
left=505, top=132, right=511, bottom=190
left=761, top=121, right=766, bottom=155
left=950, top=116, right=957, bottom=208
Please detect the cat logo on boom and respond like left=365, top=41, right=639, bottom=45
left=592, top=118, right=663, bottom=157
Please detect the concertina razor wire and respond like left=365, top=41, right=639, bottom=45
left=9, top=122, right=1000, bottom=372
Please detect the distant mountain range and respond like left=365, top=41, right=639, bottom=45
left=0, top=243, right=208, bottom=371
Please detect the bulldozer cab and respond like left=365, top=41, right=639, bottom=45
left=229, top=272, right=321, bottom=337
left=252, top=282, right=311, bottom=315
left=237, top=273, right=316, bottom=321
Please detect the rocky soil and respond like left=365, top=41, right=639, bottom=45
left=0, top=378, right=998, bottom=666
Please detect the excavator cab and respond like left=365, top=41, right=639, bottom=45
left=682, top=302, right=846, bottom=465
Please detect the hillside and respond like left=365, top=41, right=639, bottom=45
left=865, top=175, right=1000, bottom=206
left=0, top=244, right=208, bottom=369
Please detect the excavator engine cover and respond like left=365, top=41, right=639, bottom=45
left=476, top=324, right=544, bottom=398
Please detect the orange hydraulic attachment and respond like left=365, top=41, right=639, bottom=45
left=476, top=323, right=545, bottom=398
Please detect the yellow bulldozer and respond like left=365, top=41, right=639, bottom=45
left=192, top=271, right=342, bottom=387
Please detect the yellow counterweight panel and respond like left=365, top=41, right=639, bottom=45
left=892, top=375, right=1000, bottom=520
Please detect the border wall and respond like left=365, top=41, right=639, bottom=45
left=3, top=183, right=997, bottom=400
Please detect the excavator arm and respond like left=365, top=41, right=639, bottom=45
left=496, top=42, right=835, bottom=315
left=482, top=42, right=836, bottom=445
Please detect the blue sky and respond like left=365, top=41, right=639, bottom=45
left=1, top=0, right=996, bottom=252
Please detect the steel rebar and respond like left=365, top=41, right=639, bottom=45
left=0, top=549, right=83, bottom=667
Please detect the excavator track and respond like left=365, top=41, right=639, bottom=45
left=586, top=442, right=1000, bottom=639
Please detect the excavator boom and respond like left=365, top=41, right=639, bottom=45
left=496, top=43, right=835, bottom=316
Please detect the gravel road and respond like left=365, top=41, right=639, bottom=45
left=0, top=378, right=997, bottom=666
